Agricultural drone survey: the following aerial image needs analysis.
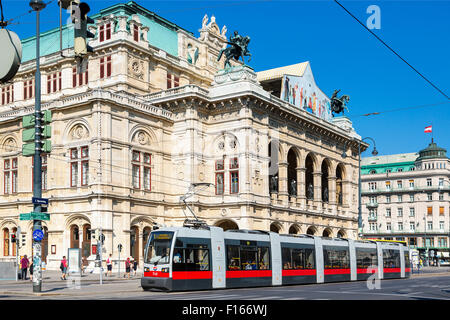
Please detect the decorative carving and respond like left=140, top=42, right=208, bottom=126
left=128, top=57, right=144, bottom=80
left=4, top=138, right=17, bottom=152
left=187, top=43, right=199, bottom=65
left=70, top=124, right=89, bottom=140
left=133, top=130, right=149, bottom=145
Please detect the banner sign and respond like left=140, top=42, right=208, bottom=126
left=280, top=73, right=332, bottom=122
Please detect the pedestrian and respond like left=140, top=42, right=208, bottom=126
left=106, top=254, right=113, bottom=277
left=133, top=259, right=138, bottom=277
left=29, top=261, right=34, bottom=281
left=60, top=256, right=68, bottom=280
left=20, top=255, right=29, bottom=280
left=125, top=257, right=131, bottom=279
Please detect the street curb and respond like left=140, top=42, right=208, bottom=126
left=411, top=272, right=450, bottom=278
left=0, top=288, right=144, bottom=297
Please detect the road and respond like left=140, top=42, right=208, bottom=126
left=1, top=273, right=449, bottom=300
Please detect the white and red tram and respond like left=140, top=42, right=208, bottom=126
left=141, top=223, right=411, bottom=291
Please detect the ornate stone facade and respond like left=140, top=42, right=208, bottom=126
left=0, top=2, right=363, bottom=270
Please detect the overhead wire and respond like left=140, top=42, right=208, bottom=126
left=334, top=0, right=450, bottom=101
left=0, top=142, right=221, bottom=196
left=352, top=100, right=450, bottom=118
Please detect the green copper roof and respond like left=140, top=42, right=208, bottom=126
left=21, top=1, right=186, bottom=63
left=361, top=153, right=417, bottom=175
left=416, top=142, right=447, bottom=161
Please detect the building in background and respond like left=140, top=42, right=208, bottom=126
left=0, top=1, right=363, bottom=270
left=361, top=141, right=450, bottom=265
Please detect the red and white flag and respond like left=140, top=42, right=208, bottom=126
left=424, top=126, right=432, bottom=133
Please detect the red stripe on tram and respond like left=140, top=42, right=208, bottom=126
left=324, top=268, right=351, bottom=275
left=405, top=268, right=411, bottom=273
left=282, top=269, right=316, bottom=277
left=383, top=268, right=401, bottom=273
left=357, top=268, right=377, bottom=274
left=226, top=270, right=272, bottom=278
left=172, top=271, right=213, bottom=280
left=144, top=271, right=169, bottom=278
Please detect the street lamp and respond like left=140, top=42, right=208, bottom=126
left=342, top=137, right=378, bottom=239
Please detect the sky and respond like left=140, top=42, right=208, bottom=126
left=2, top=0, right=449, bottom=157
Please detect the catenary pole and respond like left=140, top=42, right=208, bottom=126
left=29, top=0, right=46, bottom=293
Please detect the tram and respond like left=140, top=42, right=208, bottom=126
left=141, top=221, right=411, bottom=291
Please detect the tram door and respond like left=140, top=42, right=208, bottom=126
left=210, top=227, right=226, bottom=289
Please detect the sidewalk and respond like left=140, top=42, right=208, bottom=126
left=410, top=266, right=450, bottom=277
left=0, top=270, right=144, bottom=297
left=1, top=269, right=142, bottom=285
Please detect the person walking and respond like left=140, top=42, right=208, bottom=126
left=20, top=255, right=29, bottom=280
left=29, top=261, right=34, bottom=281
left=106, top=254, right=113, bottom=277
left=60, top=256, right=68, bottom=280
left=125, top=257, right=131, bottom=279
left=133, top=259, right=138, bottom=277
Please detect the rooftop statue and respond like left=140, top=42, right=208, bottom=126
left=217, top=30, right=251, bottom=69
left=330, top=89, right=350, bottom=116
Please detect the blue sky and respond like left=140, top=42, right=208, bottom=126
left=3, top=0, right=449, bottom=157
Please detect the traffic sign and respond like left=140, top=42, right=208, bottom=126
left=32, top=197, right=49, bottom=205
left=33, top=230, right=44, bottom=242
left=19, top=212, right=50, bottom=221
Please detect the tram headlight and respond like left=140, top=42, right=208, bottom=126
left=144, top=267, right=150, bottom=272
left=161, top=268, right=169, bottom=273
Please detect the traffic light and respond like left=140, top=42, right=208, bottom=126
left=22, top=110, right=52, bottom=156
left=100, top=233, right=105, bottom=245
left=11, top=233, right=16, bottom=243
left=118, top=244, right=123, bottom=252
left=72, top=1, right=95, bottom=58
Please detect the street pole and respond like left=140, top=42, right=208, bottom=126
left=30, top=0, right=46, bottom=293
left=99, top=228, right=102, bottom=285
left=342, top=137, right=377, bottom=240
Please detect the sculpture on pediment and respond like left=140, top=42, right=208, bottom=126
left=330, top=89, right=350, bottom=116
left=187, top=43, right=199, bottom=65
left=217, top=30, right=251, bottom=68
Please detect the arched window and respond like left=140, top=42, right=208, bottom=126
left=268, top=141, right=279, bottom=193
left=336, top=164, right=344, bottom=205
left=288, top=225, right=299, bottom=234
left=270, top=223, right=281, bottom=233
left=130, top=226, right=139, bottom=264
left=287, top=149, right=297, bottom=196
left=70, top=225, right=79, bottom=249
left=305, top=154, right=315, bottom=200
left=82, top=224, right=91, bottom=260
left=306, top=226, right=316, bottom=235
left=321, top=160, right=330, bottom=202
left=215, top=219, right=239, bottom=231
left=322, top=228, right=332, bottom=238
left=142, top=226, right=152, bottom=258
left=3, top=228, right=10, bottom=256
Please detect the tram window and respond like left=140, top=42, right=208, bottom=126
left=292, top=248, right=315, bottom=269
left=323, top=248, right=350, bottom=269
left=404, top=252, right=411, bottom=268
left=383, top=250, right=400, bottom=268
left=241, top=249, right=258, bottom=270
left=258, top=247, right=270, bottom=270
left=356, top=249, right=378, bottom=269
left=282, top=247, right=315, bottom=270
left=282, top=247, right=291, bottom=269
left=227, top=245, right=241, bottom=270
left=172, top=247, right=210, bottom=271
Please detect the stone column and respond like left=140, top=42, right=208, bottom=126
left=328, top=175, right=337, bottom=213
left=138, top=228, right=144, bottom=268
left=296, top=167, right=306, bottom=207
left=313, top=171, right=322, bottom=210
left=278, top=162, right=289, bottom=205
